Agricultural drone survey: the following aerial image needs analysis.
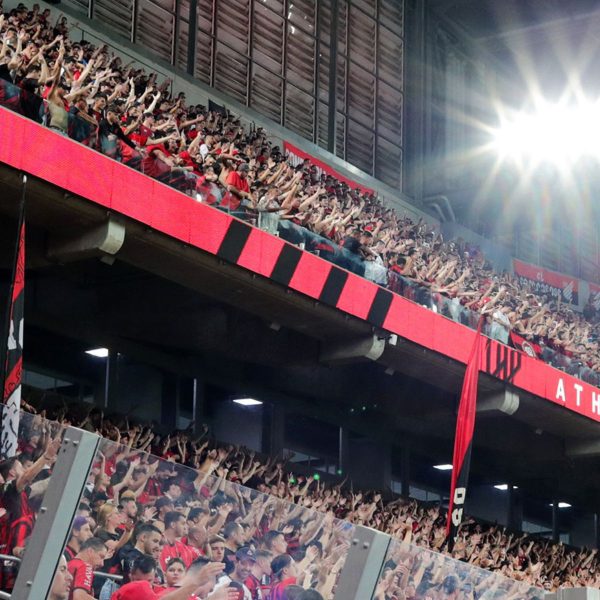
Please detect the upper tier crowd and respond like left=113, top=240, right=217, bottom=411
left=0, top=399, right=594, bottom=599
left=2, top=2, right=600, bottom=383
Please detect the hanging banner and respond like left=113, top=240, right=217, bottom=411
left=446, top=319, right=484, bottom=549
left=283, top=141, right=375, bottom=196
left=1, top=182, right=25, bottom=460
left=589, top=282, right=600, bottom=310
left=513, top=259, right=579, bottom=305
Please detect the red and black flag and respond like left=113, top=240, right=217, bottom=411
left=1, top=176, right=26, bottom=459
left=446, top=318, right=484, bottom=548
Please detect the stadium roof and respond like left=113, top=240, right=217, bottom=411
left=434, top=0, right=600, bottom=46
left=433, top=0, right=600, bottom=93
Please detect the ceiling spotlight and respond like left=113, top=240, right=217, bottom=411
left=85, top=347, right=109, bottom=358
left=552, top=502, right=572, bottom=509
left=433, top=464, right=453, bottom=471
left=494, top=484, right=518, bottom=491
left=233, top=398, right=263, bottom=406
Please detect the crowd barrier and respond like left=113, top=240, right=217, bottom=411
left=0, top=409, right=546, bottom=598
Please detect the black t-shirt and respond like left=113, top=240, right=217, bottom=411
left=0, top=64, right=13, bottom=83
left=119, top=546, right=145, bottom=580
left=118, top=546, right=165, bottom=585
left=342, top=235, right=361, bottom=254
left=98, top=119, right=136, bottom=148
left=224, top=547, right=237, bottom=574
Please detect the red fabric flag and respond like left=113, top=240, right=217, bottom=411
left=1, top=178, right=26, bottom=459
left=446, top=318, right=484, bottom=548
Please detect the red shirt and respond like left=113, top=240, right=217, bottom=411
left=244, top=573, right=269, bottom=599
left=68, top=558, right=94, bottom=600
left=160, top=540, right=199, bottom=572
left=270, top=577, right=297, bottom=600
left=226, top=170, right=250, bottom=194
left=222, top=171, right=249, bottom=211
left=130, top=124, right=154, bottom=147
left=142, top=145, right=171, bottom=179
left=111, top=580, right=161, bottom=600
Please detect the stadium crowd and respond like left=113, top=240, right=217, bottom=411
left=0, top=3, right=597, bottom=595
left=1, top=1, right=600, bottom=385
left=0, top=401, right=595, bottom=598
left=0, top=4, right=600, bottom=384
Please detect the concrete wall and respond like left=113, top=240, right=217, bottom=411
left=111, top=362, right=163, bottom=422
left=211, top=401, right=263, bottom=452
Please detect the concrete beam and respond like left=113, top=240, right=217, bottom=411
left=320, top=335, right=386, bottom=365
left=566, top=439, right=600, bottom=459
left=477, top=389, right=519, bottom=416
left=47, top=217, right=125, bottom=263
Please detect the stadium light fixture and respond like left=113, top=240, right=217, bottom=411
left=233, top=398, right=263, bottom=406
left=433, top=464, right=453, bottom=471
left=85, top=347, right=109, bottom=358
left=550, top=502, right=572, bottom=509
left=491, top=101, right=600, bottom=164
left=494, top=484, right=519, bottom=491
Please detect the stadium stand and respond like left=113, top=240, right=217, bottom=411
left=1, top=2, right=599, bottom=390
left=1, top=3, right=600, bottom=599
left=0, top=399, right=592, bottom=596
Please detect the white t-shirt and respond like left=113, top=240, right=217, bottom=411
left=215, top=575, right=252, bottom=600
left=490, top=309, right=511, bottom=344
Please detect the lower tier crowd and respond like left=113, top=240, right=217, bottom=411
left=0, top=399, right=593, bottom=599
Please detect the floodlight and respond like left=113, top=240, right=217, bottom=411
left=433, top=464, right=453, bottom=471
left=85, top=348, right=109, bottom=358
left=491, top=101, right=600, bottom=163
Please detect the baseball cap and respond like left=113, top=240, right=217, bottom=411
left=111, top=580, right=155, bottom=600
left=236, top=547, right=256, bottom=562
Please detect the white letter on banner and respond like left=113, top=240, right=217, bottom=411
left=574, top=383, right=583, bottom=407
left=556, top=378, right=566, bottom=403
left=593, top=392, right=600, bottom=415
left=451, top=487, right=466, bottom=526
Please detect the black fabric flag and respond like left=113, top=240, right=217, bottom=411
left=446, top=318, right=484, bottom=548
left=208, top=99, right=227, bottom=115
left=1, top=178, right=26, bottom=459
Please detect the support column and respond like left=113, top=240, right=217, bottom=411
left=103, top=352, right=118, bottom=410
left=552, top=501, right=560, bottom=543
left=161, top=374, right=179, bottom=431
left=12, top=427, right=99, bottom=599
left=338, top=427, right=349, bottom=476
left=507, top=485, right=523, bottom=531
left=400, top=445, right=411, bottom=498
left=192, top=377, right=207, bottom=436
left=404, top=0, right=426, bottom=201
left=186, top=0, right=198, bottom=75
left=262, top=403, right=285, bottom=457
left=326, top=0, right=338, bottom=154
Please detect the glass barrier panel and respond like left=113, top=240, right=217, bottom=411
left=372, top=537, right=544, bottom=600
left=50, top=431, right=354, bottom=599
left=0, top=408, right=67, bottom=595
